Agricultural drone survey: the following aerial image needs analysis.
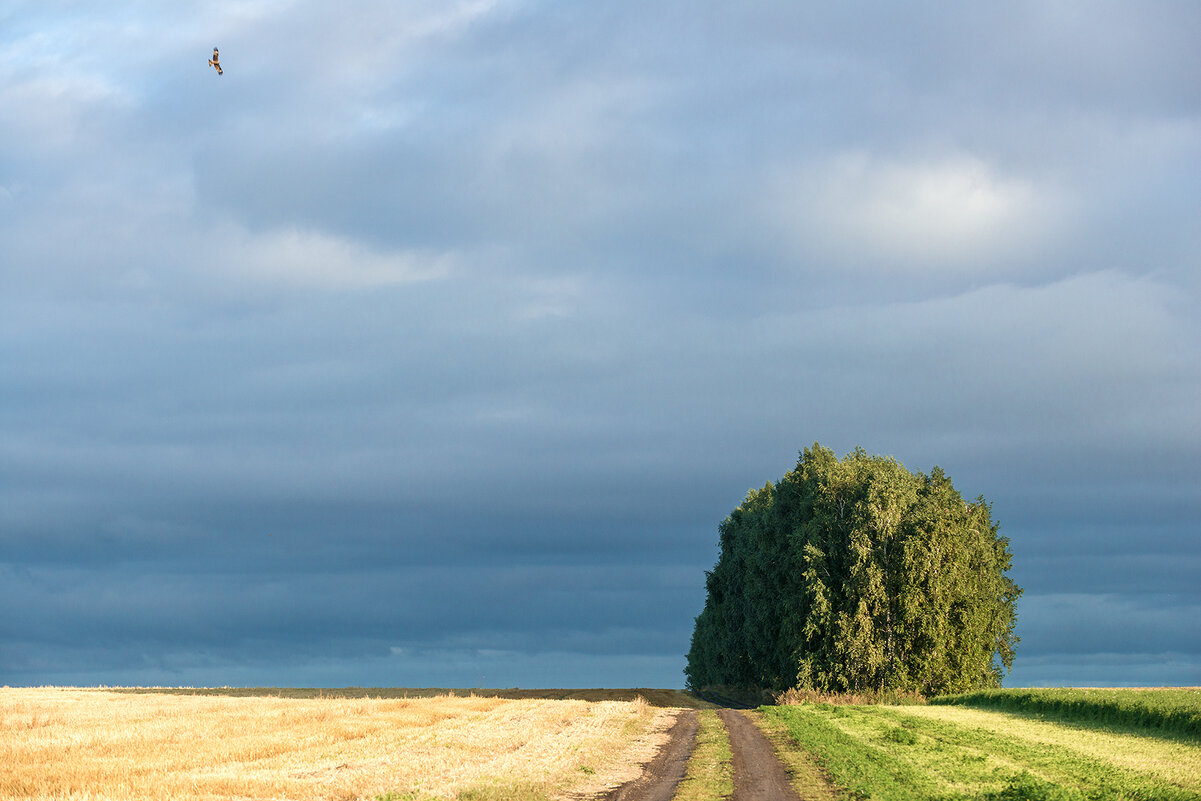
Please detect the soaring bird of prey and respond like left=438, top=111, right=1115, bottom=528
left=209, top=47, right=222, bottom=75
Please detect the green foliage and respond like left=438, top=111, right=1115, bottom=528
left=775, top=686, right=928, bottom=706
left=686, top=443, right=1021, bottom=697
left=933, top=688, right=1201, bottom=739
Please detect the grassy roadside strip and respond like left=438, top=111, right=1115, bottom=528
left=932, top=688, right=1201, bottom=740
left=760, top=705, right=938, bottom=800
left=761, top=704, right=1201, bottom=801
left=748, top=709, right=843, bottom=800
left=673, top=709, right=734, bottom=801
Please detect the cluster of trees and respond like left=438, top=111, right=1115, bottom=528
left=685, top=444, right=1021, bottom=696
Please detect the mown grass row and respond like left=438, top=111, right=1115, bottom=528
left=932, top=688, right=1201, bottom=739
left=761, top=702, right=1201, bottom=801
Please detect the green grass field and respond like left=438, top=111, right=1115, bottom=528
left=932, top=688, right=1201, bottom=739
left=761, top=689, right=1201, bottom=801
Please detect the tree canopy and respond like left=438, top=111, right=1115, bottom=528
left=685, top=444, right=1021, bottom=696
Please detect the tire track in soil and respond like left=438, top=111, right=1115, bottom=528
left=718, top=709, right=802, bottom=801
left=600, top=709, right=699, bottom=801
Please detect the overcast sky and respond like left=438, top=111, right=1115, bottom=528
left=2, top=1, right=1198, bottom=690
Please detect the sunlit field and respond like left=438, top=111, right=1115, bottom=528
left=0, top=688, right=674, bottom=801
left=932, top=687, right=1201, bottom=738
left=760, top=690, right=1201, bottom=801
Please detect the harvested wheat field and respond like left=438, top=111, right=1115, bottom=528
left=1, top=687, right=677, bottom=801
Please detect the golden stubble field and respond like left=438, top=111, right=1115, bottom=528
left=1, top=688, right=678, bottom=801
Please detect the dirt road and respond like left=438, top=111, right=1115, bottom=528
left=718, top=709, right=802, bottom=801
left=601, top=709, right=699, bottom=801
left=600, top=705, right=803, bottom=801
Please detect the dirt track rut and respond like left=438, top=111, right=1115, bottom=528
left=718, top=709, right=802, bottom=801
left=601, top=709, right=699, bottom=801
left=601, top=706, right=802, bottom=801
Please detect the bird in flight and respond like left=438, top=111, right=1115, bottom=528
left=209, top=47, right=222, bottom=75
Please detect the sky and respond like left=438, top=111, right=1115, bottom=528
left=2, top=1, right=1198, bottom=690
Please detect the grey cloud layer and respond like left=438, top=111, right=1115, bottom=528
left=2, top=0, right=1198, bottom=687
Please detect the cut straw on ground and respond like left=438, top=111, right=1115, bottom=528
left=1, top=688, right=670, bottom=801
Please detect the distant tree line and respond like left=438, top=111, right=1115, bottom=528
left=685, top=444, right=1021, bottom=697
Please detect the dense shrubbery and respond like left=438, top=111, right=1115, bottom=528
left=685, top=444, right=1021, bottom=696
left=774, top=687, right=928, bottom=706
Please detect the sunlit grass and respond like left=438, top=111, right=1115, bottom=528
left=933, top=687, right=1201, bottom=739
left=749, top=709, right=841, bottom=800
left=899, top=704, right=1201, bottom=791
left=762, top=701, right=1201, bottom=800
left=673, top=710, right=733, bottom=801
left=0, top=687, right=668, bottom=801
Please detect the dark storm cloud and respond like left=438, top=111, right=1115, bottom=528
left=2, top=1, right=1198, bottom=687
